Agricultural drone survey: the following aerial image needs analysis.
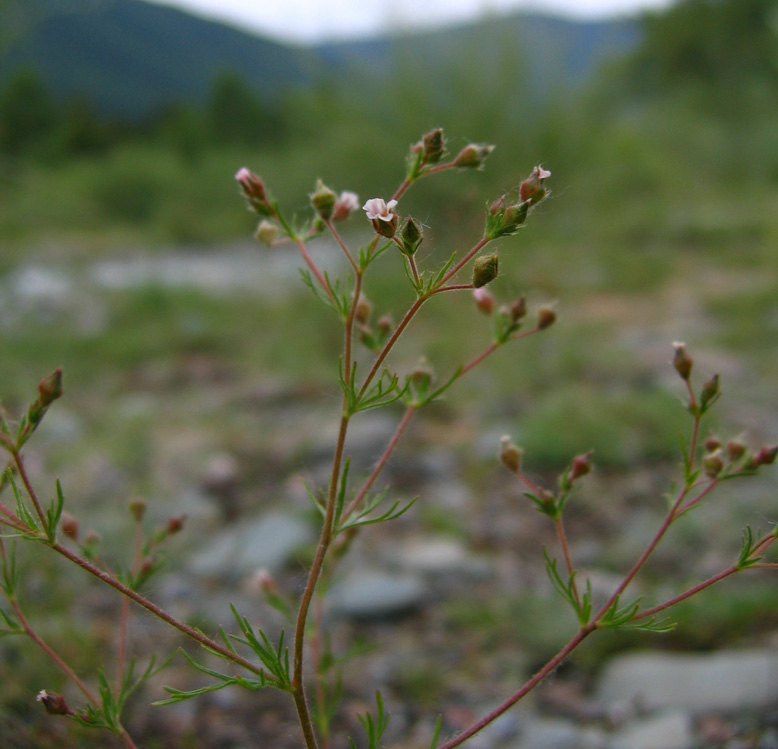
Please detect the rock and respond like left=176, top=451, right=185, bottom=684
left=187, top=511, right=313, bottom=581
left=596, top=650, right=778, bottom=713
left=328, top=569, right=426, bottom=619
left=384, top=537, right=492, bottom=580
left=516, top=716, right=606, bottom=749
left=608, top=710, right=693, bottom=749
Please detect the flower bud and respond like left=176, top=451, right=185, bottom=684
left=703, top=450, right=724, bottom=478
left=453, top=143, right=494, bottom=169
left=399, top=216, right=424, bottom=256
left=753, top=444, right=778, bottom=466
left=704, top=432, right=721, bottom=453
left=700, top=373, right=720, bottom=408
left=310, top=179, right=336, bottom=221
left=537, top=305, right=557, bottom=330
left=473, top=253, right=499, bottom=288
left=409, top=358, right=433, bottom=403
left=140, top=557, right=155, bottom=576
left=37, top=690, right=71, bottom=716
left=422, top=128, right=445, bottom=163
left=499, top=436, right=522, bottom=474
left=725, top=437, right=746, bottom=462
left=38, top=369, right=63, bottom=407
left=332, top=191, right=360, bottom=222
left=255, top=220, right=279, bottom=246
left=61, top=512, right=78, bottom=540
left=504, top=200, right=529, bottom=228
left=377, top=315, right=393, bottom=336
left=128, top=497, right=146, bottom=523
left=519, top=165, right=551, bottom=206
left=509, top=296, right=527, bottom=324
left=235, top=167, right=272, bottom=215
left=489, top=195, right=506, bottom=215
left=355, top=294, right=372, bottom=326
left=672, top=342, right=693, bottom=381
left=568, top=451, right=593, bottom=483
left=473, top=287, right=495, bottom=316
left=167, top=514, right=186, bottom=535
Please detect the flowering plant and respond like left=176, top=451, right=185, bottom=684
left=0, top=128, right=775, bottom=748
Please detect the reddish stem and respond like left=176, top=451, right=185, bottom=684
left=341, top=406, right=416, bottom=522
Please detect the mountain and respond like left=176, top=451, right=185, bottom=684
left=0, top=0, right=641, bottom=120
left=0, top=0, right=321, bottom=118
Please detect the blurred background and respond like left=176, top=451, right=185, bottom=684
left=1, top=0, right=778, bottom=746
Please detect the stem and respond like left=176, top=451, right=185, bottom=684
left=357, top=297, right=425, bottom=400
left=439, top=236, right=489, bottom=287
left=436, top=626, right=594, bottom=749
left=312, top=593, right=330, bottom=749
left=12, top=450, right=47, bottom=525
left=341, top=406, right=416, bottom=522
left=10, top=596, right=99, bottom=704
left=554, top=516, right=580, bottom=607
left=325, top=220, right=358, bottom=274
left=0, top=502, right=33, bottom=532
left=292, top=414, right=351, bottom=749
left=50, top=541, right=271, bottom=681
left=295, top=236, right=337, bottom=305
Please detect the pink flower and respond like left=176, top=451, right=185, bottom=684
left=332, top=191, right=360, bottom=221
left=363, top=198, right=398, bottom=222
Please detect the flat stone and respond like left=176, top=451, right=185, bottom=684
left=608, top=710, right=693, bottom=749
left=328, top=569, right=426, bottom=619
left=385, top=537, right=492, bottom=579
left=188, top=511, right=313, bottom=580
left=597, top=650, right=778, bottom=713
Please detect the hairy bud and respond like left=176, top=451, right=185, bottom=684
left=672, top=342, right=693, bottom=381
left=473, top=254, right=499, bottom=288
left=500, top=436, right=522, bottom=474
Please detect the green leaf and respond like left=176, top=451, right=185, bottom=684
left=429, top=715, right=443, bottom=749
left=337, top=493, right=417, bottom=534
left=45, top=480, right=65, bottom=543
left=736, top=525, right=761, bottom=569
left=0, top=541, right=18, bottom=596
left=6, top=470, right=41, bottom=535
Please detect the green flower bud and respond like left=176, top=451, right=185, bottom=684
left=422, top=128, right=445, bottom=163
left=310, top=179, right=336, bottom=221
left=399, top=216, right=424, bottom=256
left=473, top=253, right=499, bottom=288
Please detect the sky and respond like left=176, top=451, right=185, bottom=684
left=148, top=0, right=677, bottom=44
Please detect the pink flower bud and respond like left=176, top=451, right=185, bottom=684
left=672, top=342, right=693, bottom=381
left=500, top=436, right=522, bottom=474
left=37, top=690, right=71, bottom=716
left=537, top=305, right=557, bottom=330
left=519, top=165, right=551, bottom=206
left=38, top=368, right=63, bottom=407
left=473, top=287, right=495, bottom=316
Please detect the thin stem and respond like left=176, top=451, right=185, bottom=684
left=341, top=406, right=416, bottom=522
left=0, top=502, right=33, bottom=532
left=292, top=414, right=351, bottom=749
left=436, top=626, right=593, bottom=749
left=430, top=283, right=473, bottom=295
left=357, top=297, right=425, bottom=400
left=9, top=593, right=98, bottom=704
left=439, top=236, right=489, bottom=287
left=50, top=541, right=272, bottom=681
left=12, top=450, right=46, bottom=525
left=117, top=516, right=143, bottom=695
left=325, top=220, right=358, bottom=274
left=312, top=593, right=330, bottom=749
left=553, top=516, right=580, bottom=607
left=295, top=236, right=337, bottom=305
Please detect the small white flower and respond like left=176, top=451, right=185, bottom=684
left=363, top=198, right=398, bottom=222
left=36, top=690, right=48, bottom=702
left=535, top=166, right=551, bottom=180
